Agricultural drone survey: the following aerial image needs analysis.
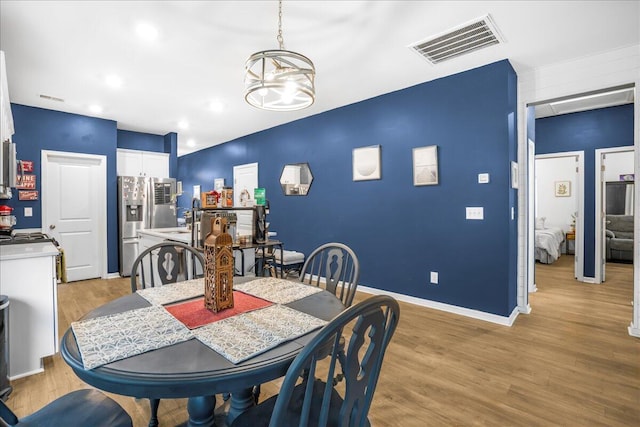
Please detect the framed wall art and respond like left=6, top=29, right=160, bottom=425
left=353, top=145, right=381, bottom=181
left=555, top=180, right=571, bottom=197
left=413, top=145, right=438, bottom=186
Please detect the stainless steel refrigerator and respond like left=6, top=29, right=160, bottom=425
left=118, top=176, right=177, bottom=276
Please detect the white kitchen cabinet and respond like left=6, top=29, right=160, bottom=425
left=0, top=242, right=59, bottom=379
left=117, top=149, right=169, bottom=177
left=0, top=51, right=14, bottom=144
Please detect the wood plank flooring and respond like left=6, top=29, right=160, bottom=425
left=4, top=256, right=639, bottom=426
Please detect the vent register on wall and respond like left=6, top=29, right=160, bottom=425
left=118, top=176, right=177, bottom=276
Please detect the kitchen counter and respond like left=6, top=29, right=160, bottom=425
left=0, top=240, right=59, bottom=379
left=0, top=241, right=59, bottom=260
left=137, top=227, right=192, bottom=244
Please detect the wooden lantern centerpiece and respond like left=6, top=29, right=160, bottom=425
left=204, top=217, right=234, bottom=312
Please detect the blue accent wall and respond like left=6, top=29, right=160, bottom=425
left=535, top=104, right=634, bottom=277
left=3, top=105, right=177, bottom=275
left=178, top=60, right=519, bottom=316
left=7, top=104, right=119, bottom=272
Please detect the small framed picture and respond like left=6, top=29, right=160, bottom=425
left=555, top=180, right=571, bottom=197
left=413, top=145, right=438, bottom=186
left=353, top=145, right=381, bottom=181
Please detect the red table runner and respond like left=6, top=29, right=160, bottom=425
left=165, top=291, right=272, bottom=329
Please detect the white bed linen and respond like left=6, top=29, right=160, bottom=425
left=535, top=227, right=565, bottom=263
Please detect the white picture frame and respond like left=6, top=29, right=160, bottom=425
left=353, top=145, right=381, bottom=181
left=555, top=180, right=571, bottom=197
left=413, top=145, right=439, bottom=186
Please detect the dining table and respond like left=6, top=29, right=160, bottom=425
left=60, top=276, right=345, bottom=427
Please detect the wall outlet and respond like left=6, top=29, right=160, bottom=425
left=24, top=207, right=33, bottom=217
left=430, top=271, right=438, bottom=284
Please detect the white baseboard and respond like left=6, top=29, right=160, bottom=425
left=106, top=272, right=122, bottom=279
left=629, top=322, right=640, bottom=338
left=357, top=285, right=520, bottom=327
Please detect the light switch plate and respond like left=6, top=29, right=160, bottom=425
left=24, top=207, right=33, bottom=217
left=430, top=271, right=439, bottom=284
left=466, top=207, right=484, bottom=220
left=478, top=173, right=490, bottom=183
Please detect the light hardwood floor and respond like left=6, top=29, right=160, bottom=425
left=5, top=256, right=639, bottom=426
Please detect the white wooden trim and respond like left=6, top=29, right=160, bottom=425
left=534, top=151, right=585, bottom=281
left=357, top=285, right=520, bottom=327
left=594, top=146, right=635, bottom=284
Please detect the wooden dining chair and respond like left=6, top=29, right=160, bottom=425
left=0, top=389, right=133, bottom=427
left=299, top=242, right=360, bottom=307
left=130, top=241, right=205, bottom=426
left=229, top=294, right=400, bottom=427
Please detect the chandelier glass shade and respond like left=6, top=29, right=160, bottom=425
left=244, top=1, right=315, bottom=111
left=244, top=50, right=315, bottom=111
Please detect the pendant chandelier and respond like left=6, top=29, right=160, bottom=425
left=244, top=0, right=315, bottom=111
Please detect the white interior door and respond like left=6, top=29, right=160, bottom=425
left=42, top=150, right=106, bottom=282
left=233, top=162, right=258, bottom=236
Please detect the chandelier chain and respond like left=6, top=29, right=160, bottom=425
left=276, top=0, right=285, bottom=50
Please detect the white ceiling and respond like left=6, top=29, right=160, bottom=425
left=1, top=1, right=638, bottom=156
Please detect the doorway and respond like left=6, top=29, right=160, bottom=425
left=41, top=150, right=107, bottom=282
left=522, top=84, right=638, bottom=337
left=534, top=152, right=584, bottom=281
left=595, top=147, right=635, bottom=283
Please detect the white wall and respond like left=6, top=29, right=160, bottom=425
left=536, top=156, right=577, bottom=231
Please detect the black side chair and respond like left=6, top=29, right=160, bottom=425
left=299, top=242, right=360, bottom=307
left=0, top=389, right=132, bottom=427
left=130, top=241, right=205, bottom=427
left=230, top=294, right=400, bottom=427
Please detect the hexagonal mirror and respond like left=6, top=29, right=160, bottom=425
left=280, top=163, right=313, bottom=196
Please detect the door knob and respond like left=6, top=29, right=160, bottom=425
left=49, top=224, right=56, bottom=230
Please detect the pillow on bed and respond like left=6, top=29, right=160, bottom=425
left=535, top=217, right=546, bottom=230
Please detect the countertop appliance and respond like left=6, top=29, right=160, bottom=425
left=0, top=141, right=18, bottom=200
left=0, top=205, right=15, bottom=236
left=0, top=231, right=56, bottom=246
left=118, top=176, right=177, bottom=276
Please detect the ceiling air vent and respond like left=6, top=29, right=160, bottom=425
left=39, top=94, right=64, bottom=102
left=409, top=14, right=504, bottom=65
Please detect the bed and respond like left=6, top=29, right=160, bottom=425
left=535, top=218, right=566, bottom=264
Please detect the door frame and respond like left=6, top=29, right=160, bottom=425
left=594, top=146, right=635, bottom=284
left=534, top=151, right=585, bottom=282
left=41, top=150, right=108, bottom=279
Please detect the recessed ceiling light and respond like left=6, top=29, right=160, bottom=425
left=209, top=100, right=225, bottom=113
left=105, top=74, right=122, bottom=89
left=177, top=120, right=189, bottom=130
left=136, top=22, right=159, bottom=41
left=187, top=139, right=196, bottom=147
left=89, top=104, right=103, bottom=114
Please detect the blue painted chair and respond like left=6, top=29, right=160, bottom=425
left=299, top=242, right=360, bottom=307
left=0, top=389, right=132, bottom=427
left=230, top=294, right=400, bottom=427
left=130, top=241, right=205, bottom=426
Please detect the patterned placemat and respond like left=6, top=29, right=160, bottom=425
left=165, top=291, right=273, bottom=329
left=194, top=304, right=327, bottom=364
left=72, top=305, right=193, bottom=369
left=234, top=277, right=323, bottom=304
left=137, top=278, right=205, bottom=305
